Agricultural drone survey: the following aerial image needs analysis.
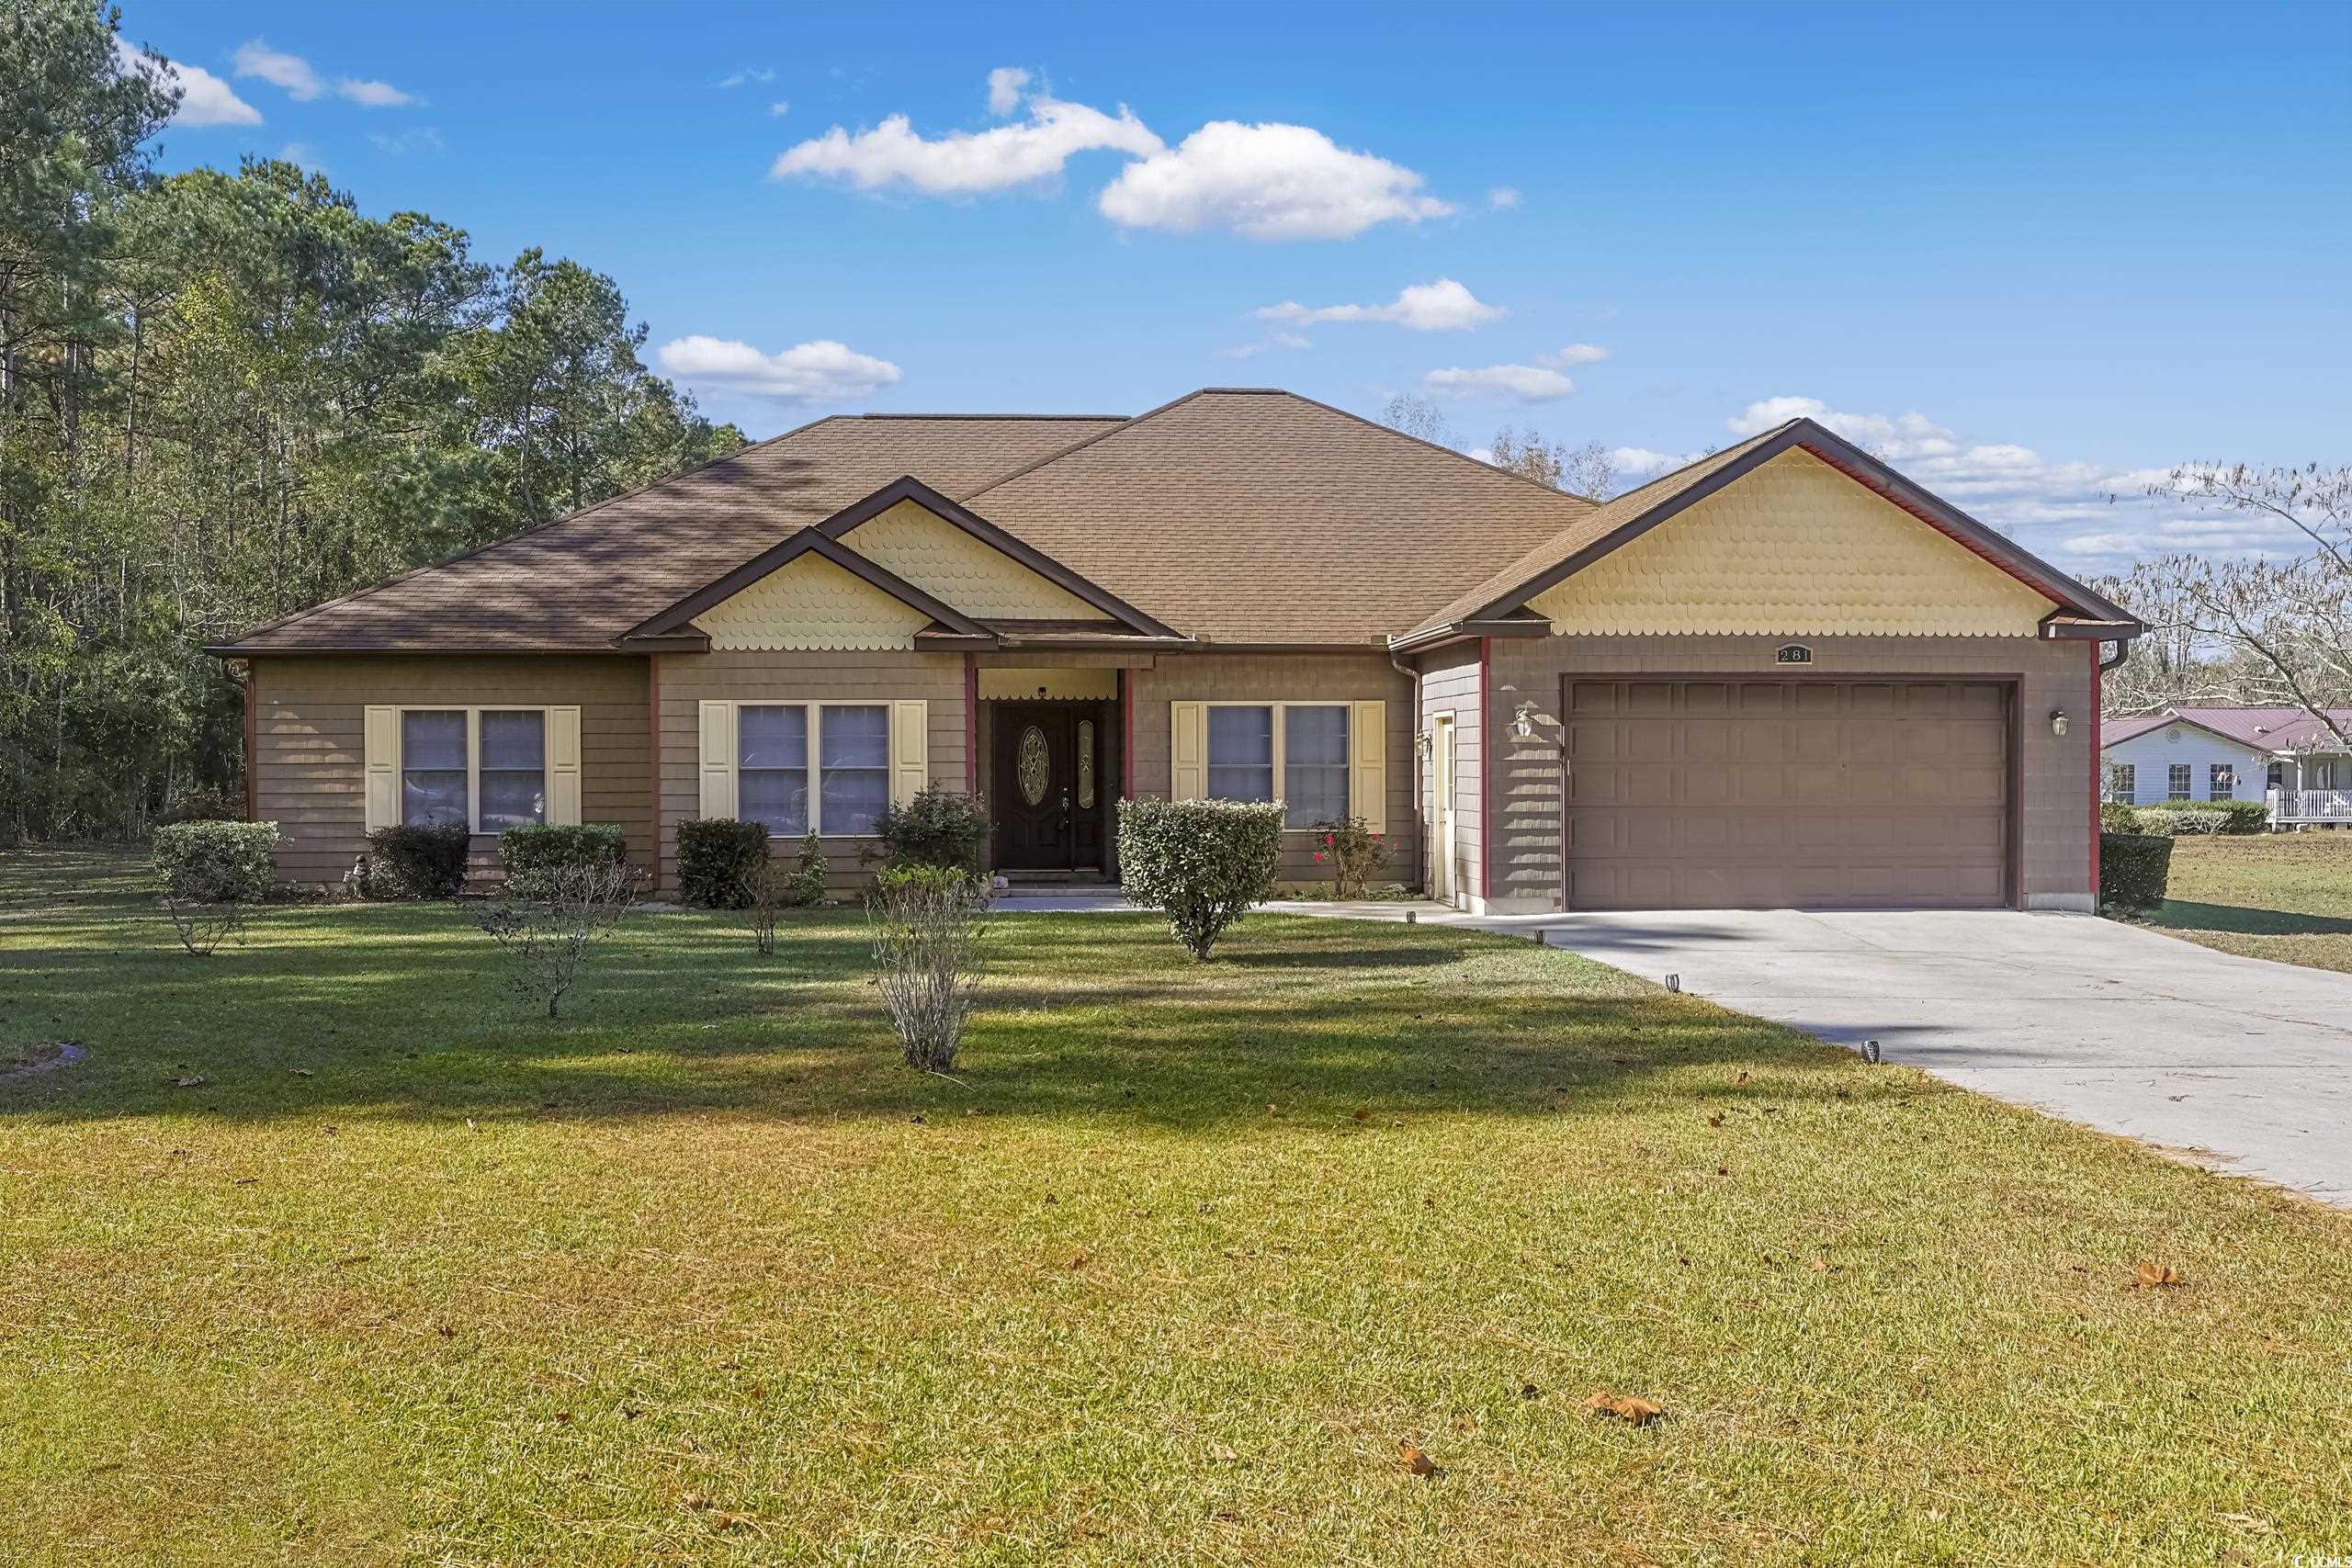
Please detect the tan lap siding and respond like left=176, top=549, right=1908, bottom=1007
left=250, top=656, right=653, bottom=886
left=1127, top=654, right=1419, bottom=888
left=1415, top=645, right=1483, bottom=902
left=654, top=649, right=967, bottom=897
left=1486, top=635, right=2097, bottom=913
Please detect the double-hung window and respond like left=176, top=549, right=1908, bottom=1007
left=728, top=703, right=893, bottom=837
left=2107, top=763, right=2135, bottom=805
left=2210, top=763, right=2235, bottom=803
left=396, top=709, right=548, bottom=829
left=1197, top=702, right=1363, bottom=829
left=2168, top=762, right=2191, bottom=799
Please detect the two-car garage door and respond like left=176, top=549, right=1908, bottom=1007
left=1564, top=679, right=2011, bottom=910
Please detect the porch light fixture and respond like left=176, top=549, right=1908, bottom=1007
left=2050, top=708, right=2070, bottom=738
left=1511, top=701, right=1537, bottom=739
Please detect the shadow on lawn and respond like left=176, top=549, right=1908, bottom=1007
left=1, top=900, right=1863, bottom=1134
left=2145, top=898, right=2352, bottom=938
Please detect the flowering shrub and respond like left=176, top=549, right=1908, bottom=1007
left=1311, top=816, right=1387, bottom=899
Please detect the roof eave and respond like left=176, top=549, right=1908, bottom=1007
left=1387, top=617, right=1554, bottom=654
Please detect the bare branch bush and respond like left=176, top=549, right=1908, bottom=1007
left=474, top=862, right=641, bottom=1019
left=866, top=867, right=989, bottom=1074
left=164, top=892, right=248, bottom=956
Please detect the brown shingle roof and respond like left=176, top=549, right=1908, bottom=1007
left=964, top=389, right=1596, bottom=644
left=222, top=414, right=1126, bottom=652
left=219, top=389, right=1595, bottom=654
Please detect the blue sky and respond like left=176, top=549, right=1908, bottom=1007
left=124, top=0, right=2350, bottom=574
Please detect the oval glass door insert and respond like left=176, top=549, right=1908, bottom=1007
left=1017, top=725, right=1050, bottom=807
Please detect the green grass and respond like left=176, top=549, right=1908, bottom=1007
left=2142, top=832, right=2352, bottom=973
left=4, top=848, right=2348, bottom=1566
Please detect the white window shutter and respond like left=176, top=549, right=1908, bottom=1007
left=363, top=705, right=400, bottom=831
left=698, top=700, right=736, bottom=819
left=1351, top=701, right=1386, bottom=833
left=891, top=699, right=929, bottom=807
left=1170, top=702, right=1204, bottom=801
left=547, top=706, right=582, bottom=825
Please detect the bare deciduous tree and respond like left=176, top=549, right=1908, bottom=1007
left=1488, top=425, right=1617, bottom=499
left=476, top=862, right=640, bottom=1019
left=1378, top=393, right=1455, bottom=447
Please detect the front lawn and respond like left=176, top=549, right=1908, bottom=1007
left=4, top=849, right=2347, bottom=1565
left=2143, top=831, right=2352, bottom=974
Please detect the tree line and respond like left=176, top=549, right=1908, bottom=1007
left=1, top=0, right=743, bottom=841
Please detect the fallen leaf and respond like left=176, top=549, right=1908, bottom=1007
left=683, top=1491, right=712, bottom=1511
left=2133, top=1262, right=2187, bottom=1290
left=1808, top=1258, right=1831, bottom=1273
left=290, top=1068, right=314, bottom=1077
left=171, top=1075, right=205, bottom=1088
left=1351, top=1107, right=1371, bottom=1122
left=1736, top=1071, right=1750, bottom=1084
left=1068, top=1251, right=1090, bottom=1269
left=1209, top=1442, right=1238, bottom=1462
left=1706, top=1112, right=1724, bottom=1128
left=1397, top=1438, right=1442, bottom=1477
left=1583, top=1392, right=1665, bottom=1427
left=1520, top=1382, right=1542, bottom=1400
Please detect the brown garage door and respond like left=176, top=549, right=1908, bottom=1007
left=1565, top=679, right=2010, bottom=909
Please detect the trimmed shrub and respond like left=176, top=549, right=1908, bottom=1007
left=2134, top=807, right=2228, bottom=838
left=867, top=864, right=990, bottom=1072
left=366, top=822, right=470, bottom=898
left=866, top=785, right=991, bottom=874
left=500, top=823, right=626, bottom=895
left=2148, top=797, right=2267, bottom=835
left=679, top=818, right=769, bottom=908
left=2098, top=800, right=2140, bottom=834
left=1117, top=797, right=1284, bottom=960
left=2100, top=832, right=2174, bottom=911
left=153, top=820, right=277, bottom=903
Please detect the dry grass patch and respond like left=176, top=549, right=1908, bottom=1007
left=2, top=848, right=2348, bottom=1564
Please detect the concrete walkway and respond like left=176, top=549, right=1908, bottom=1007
left=996, top=893, right=2352, bottom=1205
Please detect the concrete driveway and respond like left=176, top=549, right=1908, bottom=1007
left=1495, top=908, right=2352, bottom=1206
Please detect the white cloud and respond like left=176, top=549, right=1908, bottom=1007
left=233, top=40, right=417, bottom=107
left=1726, top=396, right=1957, bottom=459
left=1547, top=343, right=1609, bottom=366
left=1487, top=186, right=1521, bottom=210
left=1610, top=446, right=1695, bottom=477
left=987, top=66, right=1030, bottom=116
left=1098, top=120, right=1453, bottom=241
left=718, top=66, right=776, bottom=89
left=233, top=39, right=322, bottom=98
left=773, top=96, right=1162, bottom=196
left=370, top=128, right=445, bottom=155
left=1422, top=364, right=1574, bottom=402
left=338, top=78, right=417, bottom=107
left=118, top=40, right=261, bottom=126
left=656, top=335, right=902, bottom=401
left=1254, top=277, right=1501, bottom=333
left=769, top=100, right=791, bottom=118
left=1217, top=343, right=1267, bottom=360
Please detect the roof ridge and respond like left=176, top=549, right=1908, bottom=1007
left=227, top=412, right=857, bottom=645
left=853, top=412, right=1129, bottom=423
left=960, top=387, right=1222, bottom=501
left=1261, top=387, right=1614, bottom=507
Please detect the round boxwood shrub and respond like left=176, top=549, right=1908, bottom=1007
left=865, top=785, right=991, bottom=874
left=153, top=820, right=278, bottom=902
left=1116, top=797, right=1284, bottom=960
left=2100, top=831, right=2175, bottom=912
left=679, top=818, right=771, bottom=908
left=366, top=823, right=471, bottom=899
left=500, top=823, right=627, bottom=895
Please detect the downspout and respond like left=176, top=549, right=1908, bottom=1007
left=1387, top=646, right=1422, bottom=895
left=2089, top=638, right=2129, bottom=902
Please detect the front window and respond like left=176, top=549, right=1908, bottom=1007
left=2107, top=763, right=2136, bottom=804
left=401, top=710, right=469, bottom=826
left=2168, top=762, right=2191, bottom=800
left=820, top=705, right=889, bottom=836
left=2210, top=764, right=2235, bottom=803
left=738, top=705, right=809, bottom=837
left=478, top=711, right=547, bottom=829
left=1206, top=705, right=1274, bottom=802
left=1283, top=705, right=1350, bottom=828
left=735, top=704, right=888, bottom=836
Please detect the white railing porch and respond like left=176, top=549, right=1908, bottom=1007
left=2268, top=787, right=2352, bottom=825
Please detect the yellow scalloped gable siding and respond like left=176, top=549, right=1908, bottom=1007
left=1530, top=447, right=2056, bottom=637
left=694, top=553, right=934, bottom=650
left=842, top=500, right=1099, bottom=619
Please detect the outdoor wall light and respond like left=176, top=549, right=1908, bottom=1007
left=2050, top=708, right=2070, bottom=738
left=1512, top=701, right=1537, bottom=739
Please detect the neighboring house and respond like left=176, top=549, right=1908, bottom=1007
left=212, top=390, right=2141, bottom=912
left=2101, top=707, right=2352, bottom=826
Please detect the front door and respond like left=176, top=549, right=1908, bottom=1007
left=994, top=703, right=1079, bottom=871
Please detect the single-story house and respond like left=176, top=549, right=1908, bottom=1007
left=2101, top=706, right=2352, bottom=826
left=212, top=389, right=2142, bottom=912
